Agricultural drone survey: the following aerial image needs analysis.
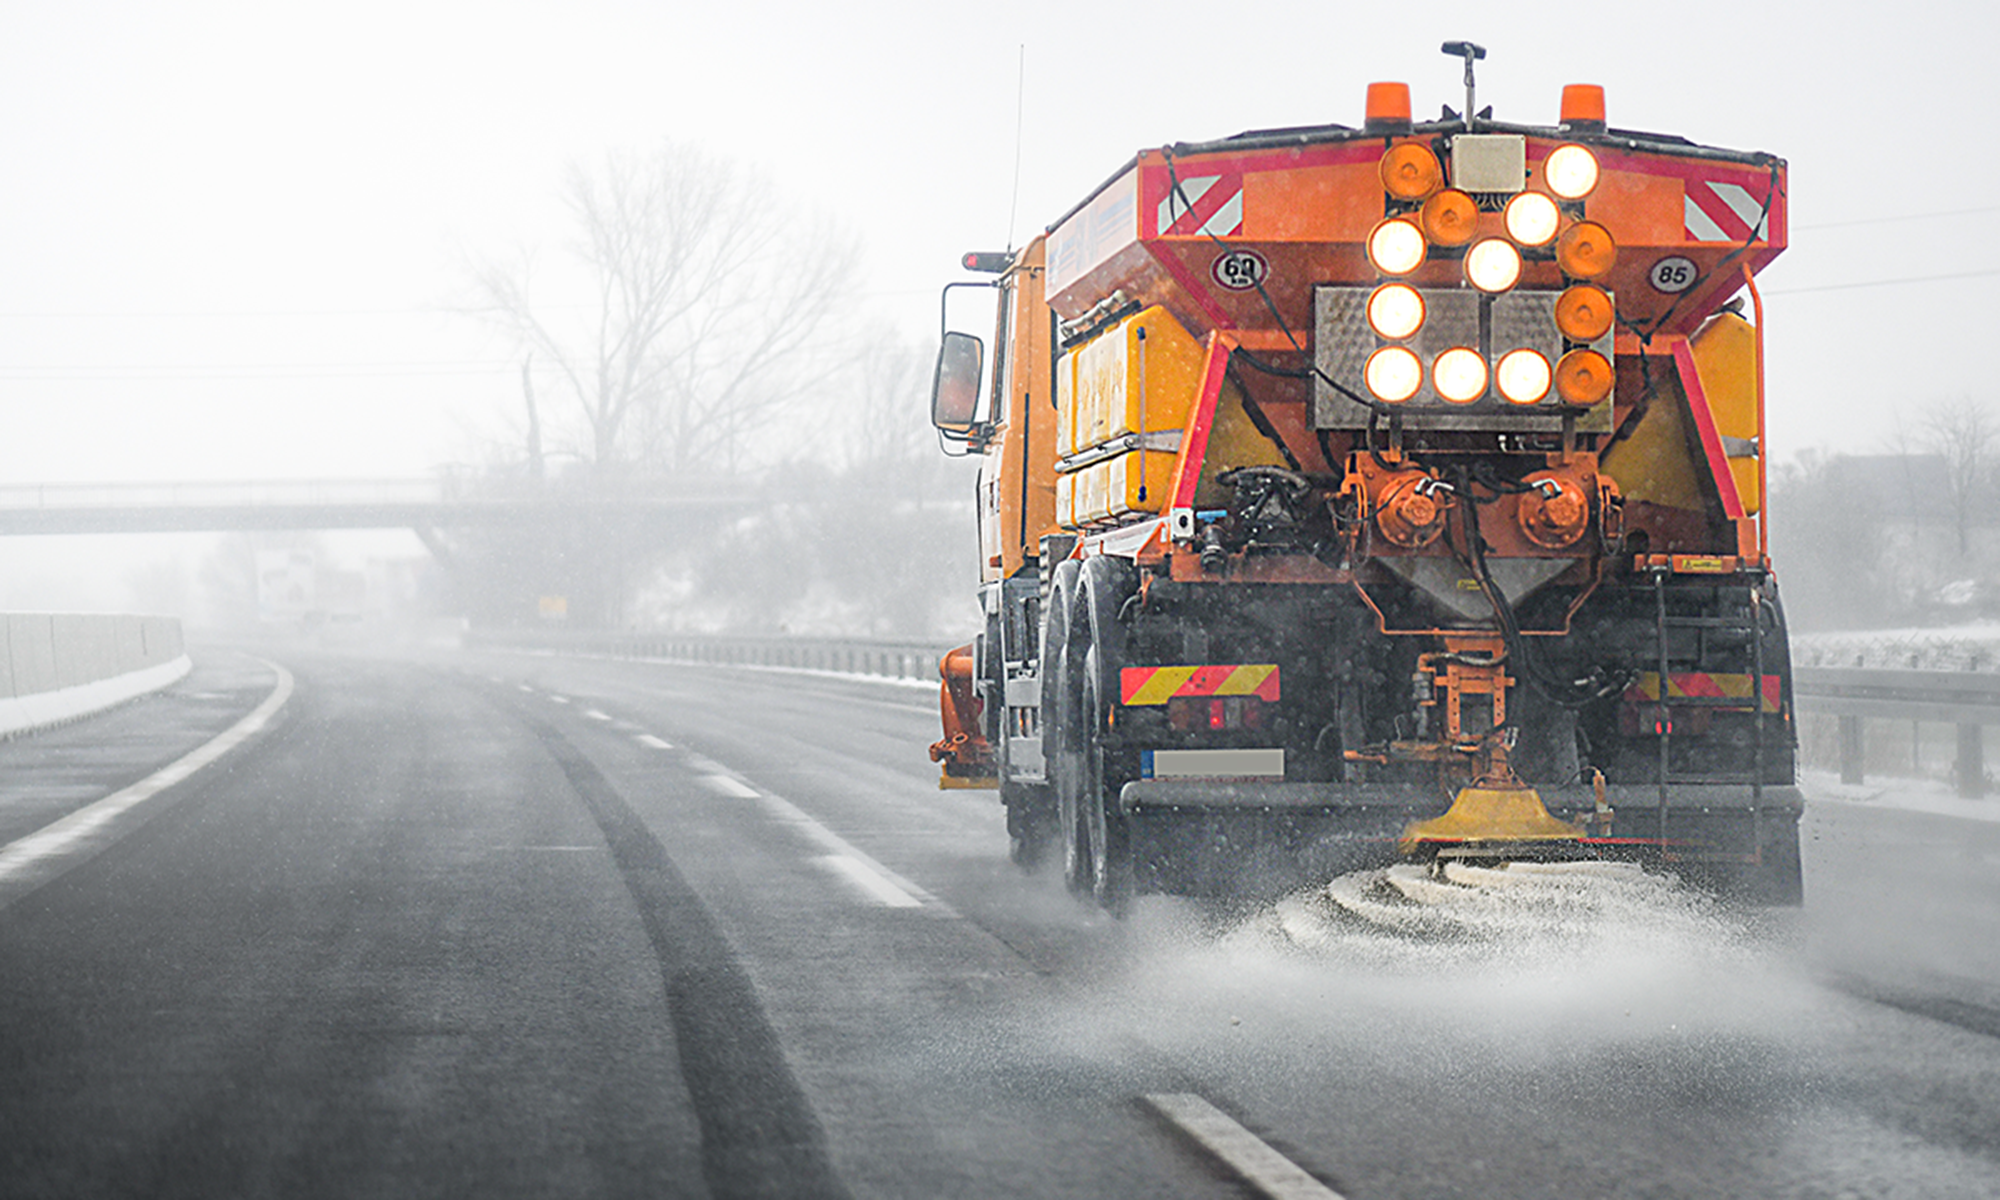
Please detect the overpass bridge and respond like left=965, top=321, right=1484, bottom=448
left=0, top=478, right=760, bottom=536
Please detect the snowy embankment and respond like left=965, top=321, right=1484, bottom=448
left=0, top=613, right=190, bottom=738
left=1800, top=769, right=2000, bottom=824
left=0, top=655, right=193, bottom=739
left=1793, top=624, right=2000, bottom=671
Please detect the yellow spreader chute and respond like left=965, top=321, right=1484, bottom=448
left=1399, top=784, right=1584, bottom=855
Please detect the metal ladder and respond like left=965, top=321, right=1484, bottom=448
left=1650, top=569, right=1768, bottom=846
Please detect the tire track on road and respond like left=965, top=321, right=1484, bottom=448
left=519, top=710, right=853, bottom=1200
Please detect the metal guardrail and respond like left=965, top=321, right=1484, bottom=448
left=1793, top=667, right=1998, bottom=796
left=473, top=640, right=1999, bottom=795
left=469, top=629, right=958, bottom=686
left=1793, top=667, right=2000, bottom=723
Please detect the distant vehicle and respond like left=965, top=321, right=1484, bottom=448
left=929, top=48, right=1800, bottom=912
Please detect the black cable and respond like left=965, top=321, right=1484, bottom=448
left=1224, top=363, right=1305, bottom=472
left=1447, top=464, right=1609, bottom=711
left=1364, top=408, right=1402, bottom=473
left=1162, top=148, right=1395, bottom=422
left=1606, top=161, right=1782, bottom=454
left=1604, top=335, right=1655, bottom=450
left=1623, top=160, right=1783, bottom=345
left=1470, top=459, right=1537, bottom=496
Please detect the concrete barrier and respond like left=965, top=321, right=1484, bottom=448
left=0, top=614, right=190, bottom=738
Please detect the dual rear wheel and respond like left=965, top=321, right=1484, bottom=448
left=1042, top=556, right=1137, bottom=914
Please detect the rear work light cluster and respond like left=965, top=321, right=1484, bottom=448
left=1167, top=695, right=1267, bottom=732
left=1314, top=85, right=1619, bottom=427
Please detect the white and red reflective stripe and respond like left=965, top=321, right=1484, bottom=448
left=1159, top=173, right=1244, bottom=237
left=1683, top=179, right=1771, bottom=243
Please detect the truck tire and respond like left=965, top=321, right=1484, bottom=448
left=1042, top=560, right=1090, bottom=895
left=1081, top=644, right=1134, bottom=915
left=1078, top=556, right=1138, bottom=915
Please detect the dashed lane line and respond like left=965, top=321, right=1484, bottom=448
left=588, top=732, right=939, bottom=913
left=582, top=709, right=612, bottom=721
left=817, top=854, right=924, bottom=908
left=547, top=695, right=570, bottom=705
left=699, top=774, right=761, bottom=799
left=0, top=660, right=297, bottom=910
left=681, top=756, right=945, bottom=914
left=1144, top=1093, right=1346, bottom=1200
left=754, top=790, right=945, bottom=913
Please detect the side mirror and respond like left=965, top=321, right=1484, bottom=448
left=930, top=332, right=985, bottom=430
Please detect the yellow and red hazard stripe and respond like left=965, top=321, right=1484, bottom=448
left=1120, top=664, right=1280, bottom=707
left=1624, top=672, right=1780, bottom=712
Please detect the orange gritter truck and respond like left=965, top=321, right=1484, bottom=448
left=928, top=47, right=1799, bottom=912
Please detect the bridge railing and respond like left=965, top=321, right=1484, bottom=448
left=0, top=479, right=453, bottom=510
left=0, top=474, right=757, bottom=511
left=469, top=629, right=960, bottom=686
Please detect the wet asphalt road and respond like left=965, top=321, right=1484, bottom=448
left=2, top=647, right=1998, bottom=1199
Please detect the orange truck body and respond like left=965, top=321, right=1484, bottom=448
left=931, top=73, right=1801, bottom=907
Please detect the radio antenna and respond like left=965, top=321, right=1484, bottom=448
left=1005, top=44, right=1026, bottom=252
left=1441, top=40, right=1486, bottom=131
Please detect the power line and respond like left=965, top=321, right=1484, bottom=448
left=1764, top=267, right=2000, bottom=295
left=1793, top=206, right=2000, bottom=232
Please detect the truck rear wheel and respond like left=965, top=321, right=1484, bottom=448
left=1080, top=644, right=1134, bottom=915
left=1042, top=560, right=1090, bottom=895
left=1076, top=556, right=1138, bottom=915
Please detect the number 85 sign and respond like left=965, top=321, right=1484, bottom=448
left=1648, top=256, right=1699, bottom=293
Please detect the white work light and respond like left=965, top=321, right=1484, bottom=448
left=1365, top=346, right=1424, bottom=402
left=1433, top=348, right=1488, bottom=403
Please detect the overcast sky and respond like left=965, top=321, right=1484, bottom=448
left=0, top=0, right=1994, bottom=601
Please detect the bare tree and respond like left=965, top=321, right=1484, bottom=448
left=840, top=332, right=936, bottom=472
left=1769, top=449, right=1895, bottom=630
left=470, top=143, right=857, bottom=475
left=1922, top=397, right=1996, bottom=556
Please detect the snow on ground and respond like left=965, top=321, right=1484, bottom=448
left=1793, top=624, right=2000, bottom=671
left=1799, top=767, right=2000, bottom=824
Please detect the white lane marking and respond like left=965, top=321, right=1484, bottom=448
left=486, top=675, right=503, bottom=684
left=752, top=790, right=951, bottom=915
left=1144, top=1094, right=1346, bottom=1200
left=634, top=734, right=674, bottom=750
left=700, top=774, right=761, bottom=799
left=680, top=757, right=948, bottom=914
left=0, top=660, right=297, bottom=903
left=583, top=708, right=612, bottom=721
left=516, top=684, right=535, bottom=693
left=548, top=695, right=570, bottom=705
left=816, top=854, right=922, bottom=907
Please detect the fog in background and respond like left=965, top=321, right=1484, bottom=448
left=0, top=0, right=1992, bottom=637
